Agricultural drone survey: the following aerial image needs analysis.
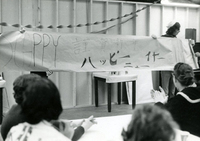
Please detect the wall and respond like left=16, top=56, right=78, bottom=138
left=0, top=0, right=200, bottom=109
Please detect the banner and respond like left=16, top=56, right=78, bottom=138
left=0, top=31, right=198, bottom=72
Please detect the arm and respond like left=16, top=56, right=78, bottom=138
left=71, top=126, right=85, bottom=141
left=72, top=115, right=97, bottom=141
left=51, top=116, right=96, bottom=141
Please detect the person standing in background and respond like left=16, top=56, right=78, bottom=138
left=162, top=21, right=180, bottom=38
left=161, top=21, right=181, bottom=99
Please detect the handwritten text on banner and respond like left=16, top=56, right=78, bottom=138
left=0, top=31, right=197, bottom=72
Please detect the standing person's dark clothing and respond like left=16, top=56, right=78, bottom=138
left=160, top=21, right=180, bottom=99
left=162, top=34, right=176, bottom=38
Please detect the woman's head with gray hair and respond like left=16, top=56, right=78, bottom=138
left=122, top=104, right=179, bottom=141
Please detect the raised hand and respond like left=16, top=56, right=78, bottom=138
left=151, top=86, right=167, bottom=103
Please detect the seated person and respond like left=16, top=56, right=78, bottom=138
left=5, top=77, right=70, bottom=140
left=122, top=104, right=179, bottom=141
left=151, top=62, right=200, bottom=137
left=1, top=74, right=41, bottom=140
left=1, top=74, right=96, bottom=141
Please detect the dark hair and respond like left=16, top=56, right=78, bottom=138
left=122, top=105, right=179, bottom=141
left=21, top=78, right=63, bottom=124
left=166, top=22, right=180, bottom=35
left=13, top=74, right=41, bottom=104
left=173, top=62, right=194, bottom=86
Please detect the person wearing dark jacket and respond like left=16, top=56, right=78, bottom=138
left=151, top=62, right=200, bottom=137
left=160, top=21, right=181, bottom=100
left=162, top=21, right=180, bottom=38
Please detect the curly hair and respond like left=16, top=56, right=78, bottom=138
left=122, top=104, right=179, bottom=141
left=173, top=62, right=194, bottom=86
left=21, top=77, right=63, bottom=124
left=13, top=74, right=41, bottom=104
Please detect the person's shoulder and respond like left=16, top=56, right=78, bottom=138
left=34, top=121, right=71, bottom=140
left=182, top=87, right=200, bottom=99
left=9, top=121, right=71, bottom=141
left=182, top=87, right=200, bottom=95
left=8, top=121, right=27, bottom=133
left=167, top=94, right=188, bottom=105
left=161, top=34, right=176, bottom=38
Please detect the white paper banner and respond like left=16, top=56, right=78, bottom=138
left=0, top=31, right=198, bottom=72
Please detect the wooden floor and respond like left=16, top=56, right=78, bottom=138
left=59, top=103, right=133, bottom=120
left=59, top=103, right=153, bottom=120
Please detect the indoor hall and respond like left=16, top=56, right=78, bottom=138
left=0, top=0, right=200, bottom=141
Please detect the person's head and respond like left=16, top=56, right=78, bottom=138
left=173, top=62, right=194, bottom=90
left=13, top=74, right=41, bottom=104
left=166, top=21, right=180, bottom=37
left=21, top=77, right=63, bottom=124
left=122, top=104, right=179, bottom=141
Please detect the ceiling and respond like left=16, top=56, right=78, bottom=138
left=118, top=0, right=200, bottom=4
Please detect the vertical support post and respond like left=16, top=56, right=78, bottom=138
left=38, top=0, right=41, bottom=31
left=198, top=8, right=200, bottom=42
left=186, top=7, right=189, bottom=28
left=117, top=82, right=121, bottom=105
left=32, top=0, right=37, bottom=31
left=88, top=72, right=92, bottom=105
left=87, top=0, right=93, bottom=105
left=0, top=88, right=2, bottom=124
left=147, top=5, right=151, bottom=36
left=73, top=0, right=77, bottom=33
left=72, top=0, right=77, bottom=107
left=18, top=0, right=22, bottom=30
left=87, top=0, right=93, bottom=33
left=0, top=0, right=2, bottom=32
left=132, top=81, right=136, bottom=109
left=55, top=72, right=59, bottom=91
left=174, top=7, right=177, bottom=19
left=107, top=83, right=111, bottom=112
left=119, top=2, right=123, bottom=35
left=134, top=3, right=138, bottom=35
left=161, top=6, right=164, bottom=35
left=104, top=1, right=108, bottom=34
left=56, top=0, right=59, bottom=32
left=94, top=77, right=98, bottom=107
left=72, top=72, right=76, bottom=107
